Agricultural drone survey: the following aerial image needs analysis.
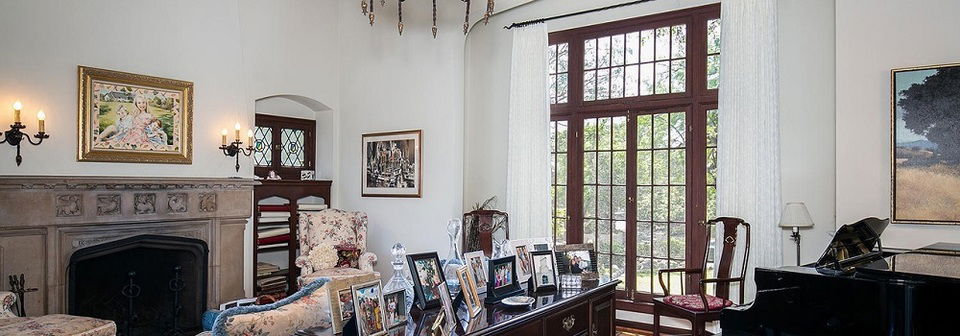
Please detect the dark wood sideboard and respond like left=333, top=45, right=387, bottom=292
left=399, top=280, right=620, bottom=336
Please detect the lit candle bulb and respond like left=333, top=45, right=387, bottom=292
left=234, top=122, right=241, bottom=141
left=221, top=129, right=228, bottom=146
left=36, top=110, right=45, bottom=133
left=12, top=100, right=22, bottom=123
left=247, top=129, right=254, bottom=146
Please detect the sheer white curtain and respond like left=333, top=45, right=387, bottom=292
left=505, top=24, right=551, bottom=239
left=716, top=0, right=781, bottom=302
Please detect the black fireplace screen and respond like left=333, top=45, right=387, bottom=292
left=67, top=234, right=208, bottom=336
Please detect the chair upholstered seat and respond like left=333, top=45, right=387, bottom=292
left=0, top=314, right=117, bottom=336
left=662, top=294, right=733, bottom=311
left=297, top=267, right=380, bottom=287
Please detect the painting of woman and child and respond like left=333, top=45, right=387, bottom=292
left=79, top=66, right=193, bottom=163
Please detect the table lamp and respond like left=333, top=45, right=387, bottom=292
left=779, top=202, right=814, bottom=266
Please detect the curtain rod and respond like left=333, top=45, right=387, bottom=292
left=503, top=0, right=658, bottom=29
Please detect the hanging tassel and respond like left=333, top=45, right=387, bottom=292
left=361, top=0, right=368, bottom=15
left=432, top=0, right=438, bottom=38
left=368, top=0, right=375, bottom=25
left=463, top=0, right=471, bottom=35
left=398, top=0, right=404, bottom=35
left=484, top=0, right=494, bottom=24
left=381, top=0, right=386, bottom=6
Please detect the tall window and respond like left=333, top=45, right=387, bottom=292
left=548, top=4, right=721, bottom=307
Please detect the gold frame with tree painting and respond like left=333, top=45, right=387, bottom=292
left=456, top=265, right=482, bottom=317
left=78, top=66, right=193, bottom=163
left=351, top=280, right=387, bottom=336
left=891, top=62, right=960, bottom=224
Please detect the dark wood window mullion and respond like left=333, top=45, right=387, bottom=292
left=567, top=117, right=585, bottom=244
left=625, top=110, right=638, bottom=299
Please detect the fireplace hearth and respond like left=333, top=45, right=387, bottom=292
left=68, top=234, right=208, bottom=336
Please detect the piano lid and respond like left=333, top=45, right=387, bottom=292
left=857, top=242, right=960, bottom=281
left=814, top=217, right=889, bottom=273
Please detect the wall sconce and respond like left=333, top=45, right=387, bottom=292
left=0, top=101, right=49, bottom=166
left=219, top=122, right=253, bottom=172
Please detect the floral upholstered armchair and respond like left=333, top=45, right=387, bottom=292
left=0, top=292, right=117, bottom=336
left=296, top=209, right=379, bottom=286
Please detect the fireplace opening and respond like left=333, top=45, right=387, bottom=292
left=68, top=234, right=208, bottom=336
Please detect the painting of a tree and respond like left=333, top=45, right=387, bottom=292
left=893, top=63, right=960, bottom=223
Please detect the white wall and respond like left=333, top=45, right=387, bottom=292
left=836, top=0, right=960, bottom=249
left=0, top=0, right=251, bottom=177
left=778, top=0, right=836, bottom=265
left=336, top=1, right=467, bottom=277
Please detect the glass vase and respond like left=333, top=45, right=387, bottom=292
left=383, top=243, right=415, bottom=313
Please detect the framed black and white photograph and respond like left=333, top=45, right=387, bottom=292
left=530, top=250, right=557, bottom=293
left=362, top=130, right=422, bottom=198
left=406, top=251, right=446, bottom=309
left=891, top=63, right=960, bottom=224
left=485, top=256, right=523, bottom=304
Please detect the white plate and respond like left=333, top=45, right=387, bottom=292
left=501, top=296, right=535, bottom=306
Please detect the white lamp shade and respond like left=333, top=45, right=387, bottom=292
left=779, top=202, right=814, bottom=228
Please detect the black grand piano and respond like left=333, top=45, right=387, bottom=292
left=721, top=217, right=960, bottom=335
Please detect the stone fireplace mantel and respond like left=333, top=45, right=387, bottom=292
left=0, top=176, right=255, bottom=316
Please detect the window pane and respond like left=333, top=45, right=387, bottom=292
left=670, top=186, right=685, bottom=222
left=653, top=186, right=668, bottom=222
left=558, top=120, right=569, bottom=151
left=707, top=19, right=722, bottom=54
left=625, top=65, right=639, bottom=97
left=613, top=186, right=627, bottom=219
left=637, top=114, right=653, bottom=149
left=613, top=255, right=626, bottom=290
left=670, top=222, right=685, bottom=259
left=584, top=219, right=597, bottom=245
left=611, top=66, right=624, bottom=99
left=584, top=38, right=597, bottom=70
left=640, top=63, right=654, bottom=96
left=598, top=219, right=611, bottom=252
left=671, top=59, right=686, bottom=93
left=612, top=34, right=625, bottom=66
left=637, top=152, right=652, bottom=185
left=669, top=112, right=686, bottom=148
left=584, top=118, right=597, bottom=150
left=557, top=153, right=567, bottom=185
left=655, top=61, right=670, bottom=94
left=707, top=54, right=720, bottom=90
left=548, top=44, right=557, bottom=73
left=253, top=126, right=272, bottom=166
left=653, top=223, right=668, bottom=257
left=584, top=185, right=596, bottom=218
left=613, top=116, right=627, bottom=150
left=707, top=109, right=719, bottom=146
left=598, top=152, right=611, bottom=184
left=626, top=32, right=640, bottom=64
left=707, top=185, right=717, bottom=219
left=636, top=222, right=652, bottom=256
left=707, top=148, right=717, bottom=184
left=584, top=152, right=597, bottom=184
left=613, top=221, right=626, bottom=254
left=670, top=149, right=686, bottom=185
left=671, top=25, right=686, bottom=58
left=637, top=186, right=652, bottom=221
left=280, top=128, right=305, bottom=167
left=613, top=152, right=627, bottom=185
left=558, top=43, right=569, bottom=72
left=584, top=70, right=597, bottom=101
left=597, top=117, right=611, bottom=151
left=598, top=36, right=611, bottom=68
left=597, top=68, right=610, bottom=100
left=655, top=27, right=670, bottom=61
left=652, top=150, right=668, bottom=185
left=640, top=29, right=654, bottom=62
left=557, top=73, right=569, bottom=103
left=636, top=258, right=652, bottom=293
left=653, top=113, right=669, bottom=149
left=554, top=77, right=562, bottom=105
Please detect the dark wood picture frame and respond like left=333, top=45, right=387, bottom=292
left=529, top=250, right=558, bottom=293
left=485, top=256, right=523, bottom=304
left=362, top=129, right=423, bottom=198
left=406, top=252, right=446, bottom=310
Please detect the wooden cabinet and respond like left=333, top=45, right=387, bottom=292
left=545, top=301, right=591, bottom=336
left=591, top=293, right=615, bottom=336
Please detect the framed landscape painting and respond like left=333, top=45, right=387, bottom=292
left=892, top=62, right=960, bottom=224
left=78, top=66, right=193, bottom=163
left=362, top=130, right=422, bottom=197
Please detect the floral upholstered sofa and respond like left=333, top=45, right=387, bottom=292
left=295, top=209, right=379, bottom=285
left=198, top=278, right=333, bottom=336
left=0, top=292, right=116, bottom=336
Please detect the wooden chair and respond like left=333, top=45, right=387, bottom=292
left=653, top=217, right=750, bottom=336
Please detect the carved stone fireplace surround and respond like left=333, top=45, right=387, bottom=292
left=0, top=176, right=255, bottom=317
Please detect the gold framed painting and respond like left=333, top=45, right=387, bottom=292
left=891, top=62, right=960, bottom=224
left=78, top=66, right=193, bottom=163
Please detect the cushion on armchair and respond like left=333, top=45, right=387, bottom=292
left=296, top=209, right=370, bottom=273
left=662, top=294, right=733, bottom=311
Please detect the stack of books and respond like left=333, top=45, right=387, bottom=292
left=256, top=262, right=288, bottom=295
left=297, top=203, right=328, bottom=212
left=257, top=205, right=291, bottom=250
